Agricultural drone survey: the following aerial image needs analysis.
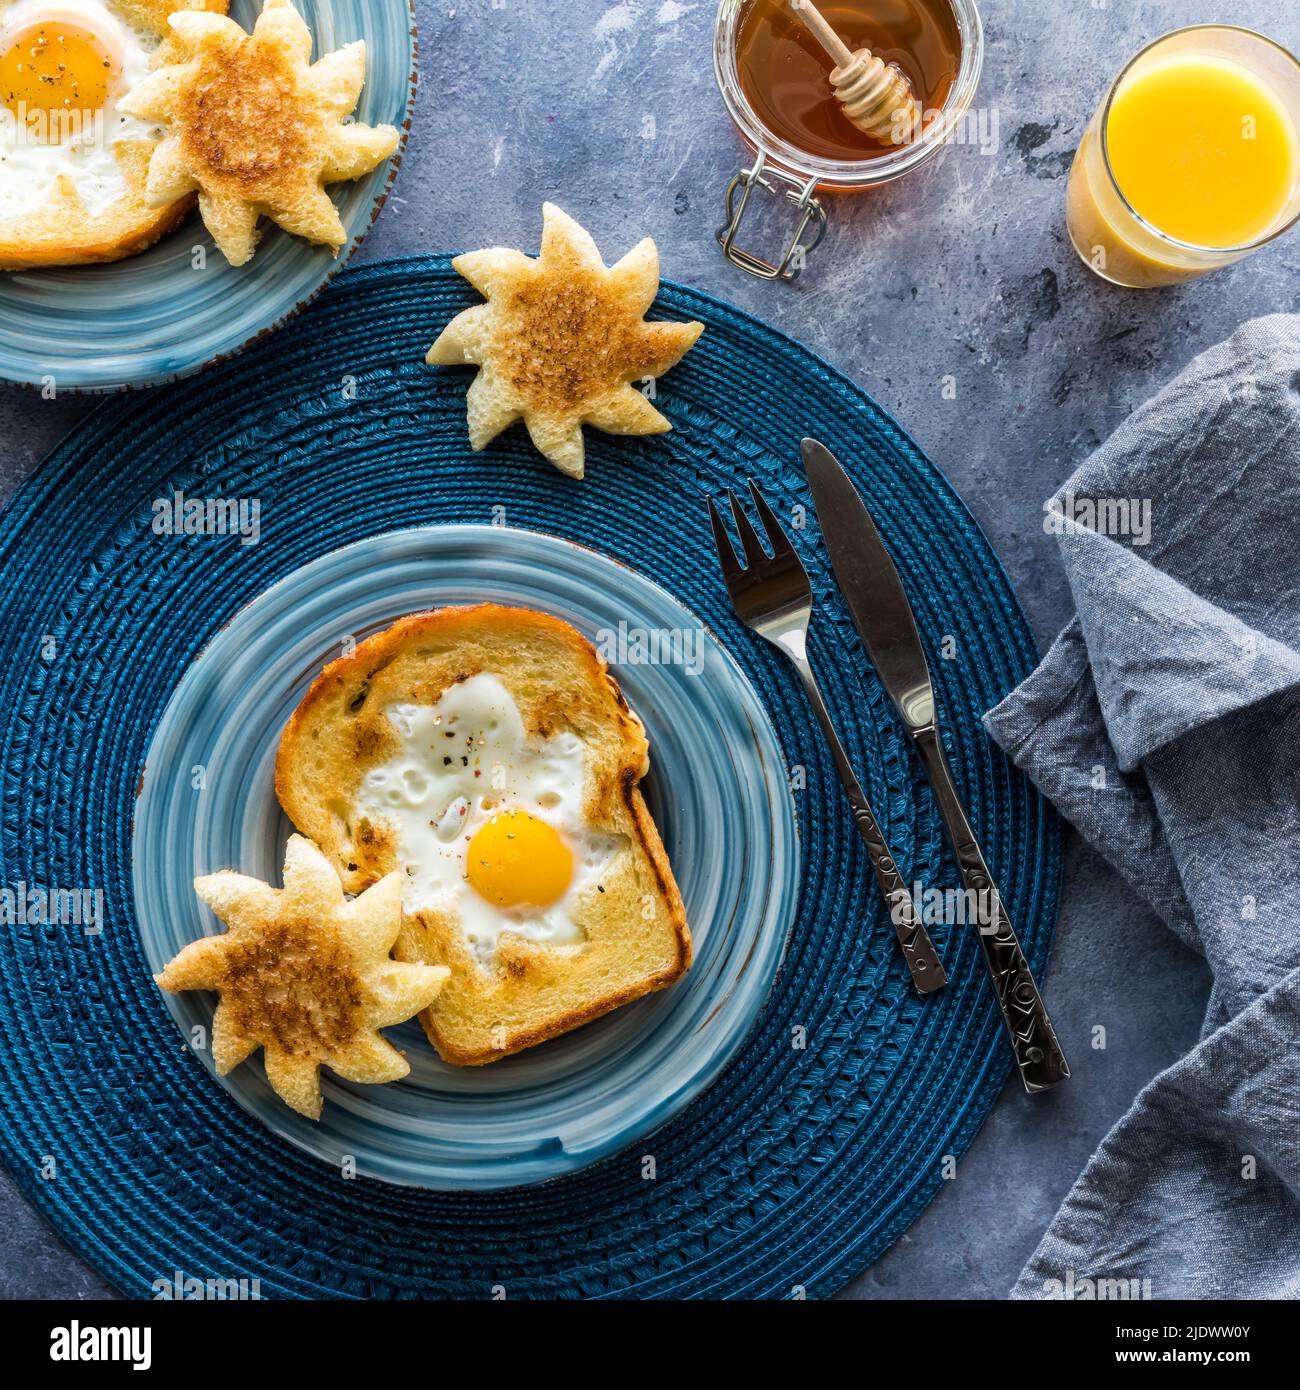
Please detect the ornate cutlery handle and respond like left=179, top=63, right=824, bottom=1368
left=913, top=726, right=1069, bottom=1091
left=792, top=659, right=947, bottom=995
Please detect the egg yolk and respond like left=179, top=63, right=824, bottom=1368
left=0, top=23, right=119, bottom=133
left=467, top=809, right=574, bottom=910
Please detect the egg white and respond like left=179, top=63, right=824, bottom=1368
left=0, top=0, right=161, bottom=218
left=355, top=673, right=628, bottom=967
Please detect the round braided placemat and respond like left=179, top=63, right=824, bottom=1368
left=0, top=255, right=1060, bottom=1299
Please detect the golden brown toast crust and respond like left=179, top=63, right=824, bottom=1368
left=0, top=177, right=194, bottom=269
left=275, top=604, right=692, bottom=1066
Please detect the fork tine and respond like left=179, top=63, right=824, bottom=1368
left=746, top=479, right=796, bottom=558
left=727, top=489, right=769, bottom=568
left=705, top=496, right=744, bottom=582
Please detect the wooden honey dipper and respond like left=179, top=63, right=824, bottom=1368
left=788, top=0, right=921, bottom=144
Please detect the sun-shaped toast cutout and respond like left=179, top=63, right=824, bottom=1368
left=118, top=0, right=399, bottom=266
left=156, top=835, right=449, bottom=1119
left=427, top=203, right=705, bottom=479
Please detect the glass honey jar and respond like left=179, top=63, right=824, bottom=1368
left=714, top=0, right=984, bottom=279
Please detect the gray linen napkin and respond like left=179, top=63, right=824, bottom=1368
left=984, top=315, right=1300, bottom=1300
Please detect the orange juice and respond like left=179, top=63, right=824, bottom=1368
left=1108, top=56, right=1298, bottom=248
left=1067, top=28, right=1300, bottom=287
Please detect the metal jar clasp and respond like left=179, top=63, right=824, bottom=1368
left=716, top=151, right=828, bottom=281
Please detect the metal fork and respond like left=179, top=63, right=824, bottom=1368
left=707, top=482, right=947, bottom=995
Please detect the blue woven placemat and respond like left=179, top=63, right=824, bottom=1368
left=0, top=255, right=1060, bottom=1299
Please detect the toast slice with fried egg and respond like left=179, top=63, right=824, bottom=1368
left=0, top=0, right=227, bottom=270
left=275, top=605, right=692, bottom=1066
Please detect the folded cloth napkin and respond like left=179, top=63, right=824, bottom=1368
left=984, top=315, right=1300, bottom=1301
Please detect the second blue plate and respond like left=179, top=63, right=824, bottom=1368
left=132, top=525, right=799, bottom=1189
left=0, top=0, right=416, bottom=390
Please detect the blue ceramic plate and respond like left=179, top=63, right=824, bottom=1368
left=0, top=0, right=415, bottom=391
left=132, top=525, right=800, bottom=1190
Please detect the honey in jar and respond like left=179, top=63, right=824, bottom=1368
left=737, top=0, right=963, bottom=161
left=714, top=0, right=981, bottom=279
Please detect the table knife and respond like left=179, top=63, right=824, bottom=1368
left=801, top=438, right=1070, bottom=1093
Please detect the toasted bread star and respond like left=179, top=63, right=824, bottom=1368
left=427, top=203, right=704, bottom=479
left=156, top=835, right=449, bottom=1119
left=118, top=0, right=399, bottom=266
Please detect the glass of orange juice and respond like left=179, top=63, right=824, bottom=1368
left=1067, top=26, right=1300, bottom=287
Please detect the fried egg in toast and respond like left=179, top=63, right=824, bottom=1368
left=0, top=0, right=227, bottom=269
left=275, top=605, right=692, bottom=1066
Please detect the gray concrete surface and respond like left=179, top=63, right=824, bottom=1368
left=0, top=0, right=1292, bottom=1299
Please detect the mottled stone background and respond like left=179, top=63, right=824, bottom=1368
left=1, top=0, right=1296, bottom=1299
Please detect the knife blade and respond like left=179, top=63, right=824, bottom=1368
left=801, top=437, right=1070, bottom=1092
left=800, top=437, right=937, bottom=734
